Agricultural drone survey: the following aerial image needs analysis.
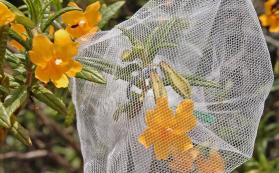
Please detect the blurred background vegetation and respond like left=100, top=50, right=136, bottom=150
left=0, top=0, right=278, bottom=173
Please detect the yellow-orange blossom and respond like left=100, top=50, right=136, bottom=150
left=28, top=29, right=82, bottom=88
left=0, top=2, right=15, bottom=25
left=62, top=1, right=101, bottom=38
left=259, top=0, right=279, bottom=32
left=138, top=97, right=197, bottom=160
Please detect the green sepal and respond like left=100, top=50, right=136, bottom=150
left=4, top=86, right=28, bottom=116
left=31, top=85, right=67, bottom=116
left=160, top=61, right=192, bottom=98
left=99, top=1, right=125, bottom=29
left=150, top=71, right=167, bottom=101
left=76, top=65, right=106, bottom=84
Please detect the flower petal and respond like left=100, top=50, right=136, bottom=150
left=52, top=74, right=69, bottom=88
left=138, top=128, right=156, bottom=148
left=175, top=99, right=197, bottom=133
left=29, top=34, right=54, bottom=67
left=154, top=139, right=171, bottom=160
left=85, top=1, right=102, bottom=27
left=172, top=135, right=193, bottom=153
left=0, top=2, right=15, bottom=25
left=35, top=66, right=50, bottom=84
left=66, top=60, right=82, bottom=77
left=54, top=29, right=78, bottom=59
left=259, top=15, right=270, bottom=27
left=61, top=8, right=84, bottom=26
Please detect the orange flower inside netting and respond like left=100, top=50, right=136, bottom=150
left=71, top=0, right=273, bottom=172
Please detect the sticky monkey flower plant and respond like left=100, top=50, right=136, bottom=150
left=0, top=0, right=126, bottom=146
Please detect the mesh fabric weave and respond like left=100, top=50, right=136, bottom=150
left=71, top=0, right=273, bottom=172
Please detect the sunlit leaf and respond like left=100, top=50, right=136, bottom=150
left=4, top=86, right=28, bottom=116
left=99, top=1, right=125, bottom=28
left=31, top=85, right=67, bottom=116
left=10, top=120, right=32, bottom=146
left=0, top=102, right=10, bottom=128
left=76, top=65, right=106, bottom=84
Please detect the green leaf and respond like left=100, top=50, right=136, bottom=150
left=10, top=120, right=32, bottom=146
left=15, top=15, right=36, bottom=29
left=0, top=25, right=9, bottom=74
left=115, top=63, right=142, bottom=80
left=117, top=27, right=142, bottom=46
left=31, top=85, right=67, bottom=115
left=41, top=6, right=82, bottom=32
left=80, top=57, right=120, bottom=74
left=99, top=1, right=125, bottom=29
left=0, top=0, right=25, bottom=16
left=113, top=100, right=143, bottom=121
left=64, top=101, right=75, bottom=127
left=184, top=75, right=221, bottom=89
left=76, top=65, right=106, bottom=84
left=0, top=102, right=10, bottom=128
left=4, top=86, right=28, bottom=116
left=8, top=28, right=30, bottom=50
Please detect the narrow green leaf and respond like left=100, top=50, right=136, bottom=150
left=8, top=28, right=30, bottom=50
left=117, top=27, right=142, bottom=46
left=115, top=63, right=142, bottom=80
left=0, top=85, right=9, bottom=95
left=184, top=75, right=221, bottom=89
left=76, top=65, right=106, bottom=84
left=4, top=86, right=28, bottom=116
left=15, top=15, right=36, bottom=29
left=64, top=101, right=75, bottom=127
left=80, top=57, right=120, bottom=74
left=99, top=1, right=125, bottom=28
left=10, top=120, right=32, bottom=146
left=41, top=6, right=82, bottom=32
left=0, top=102, right=10, bottom=128
left=31, top=85, right=67, bottom=115
left=113, top=100, right=143, bottom=121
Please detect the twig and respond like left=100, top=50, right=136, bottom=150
left=0, top=150, right=48, bottom=160
left=31, top=104, right=81, bottom=156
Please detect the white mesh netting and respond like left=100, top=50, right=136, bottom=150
left=71, top=0, right=274, bottom=172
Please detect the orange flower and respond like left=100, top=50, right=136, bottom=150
left=196, top=151, right=225, bottom=173
left=28, top=29, right=82, bottom=88
left=169, top=149, right=225, bottom=173
left=259, top=0, right=279, bottom=32
left=138, top=97, right=197, bottom=160
left=8, top=23, right=27, bottom=52
left=0, top=2, right=15, bottom=26
left=169, top=148, right=199, bottom=173
left=61, top=1, right=102, bottom=38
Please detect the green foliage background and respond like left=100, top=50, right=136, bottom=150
left=0, top=0, right=278, bottom=173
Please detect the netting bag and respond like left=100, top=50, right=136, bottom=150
left=71, top=0, right=274, bottom=172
